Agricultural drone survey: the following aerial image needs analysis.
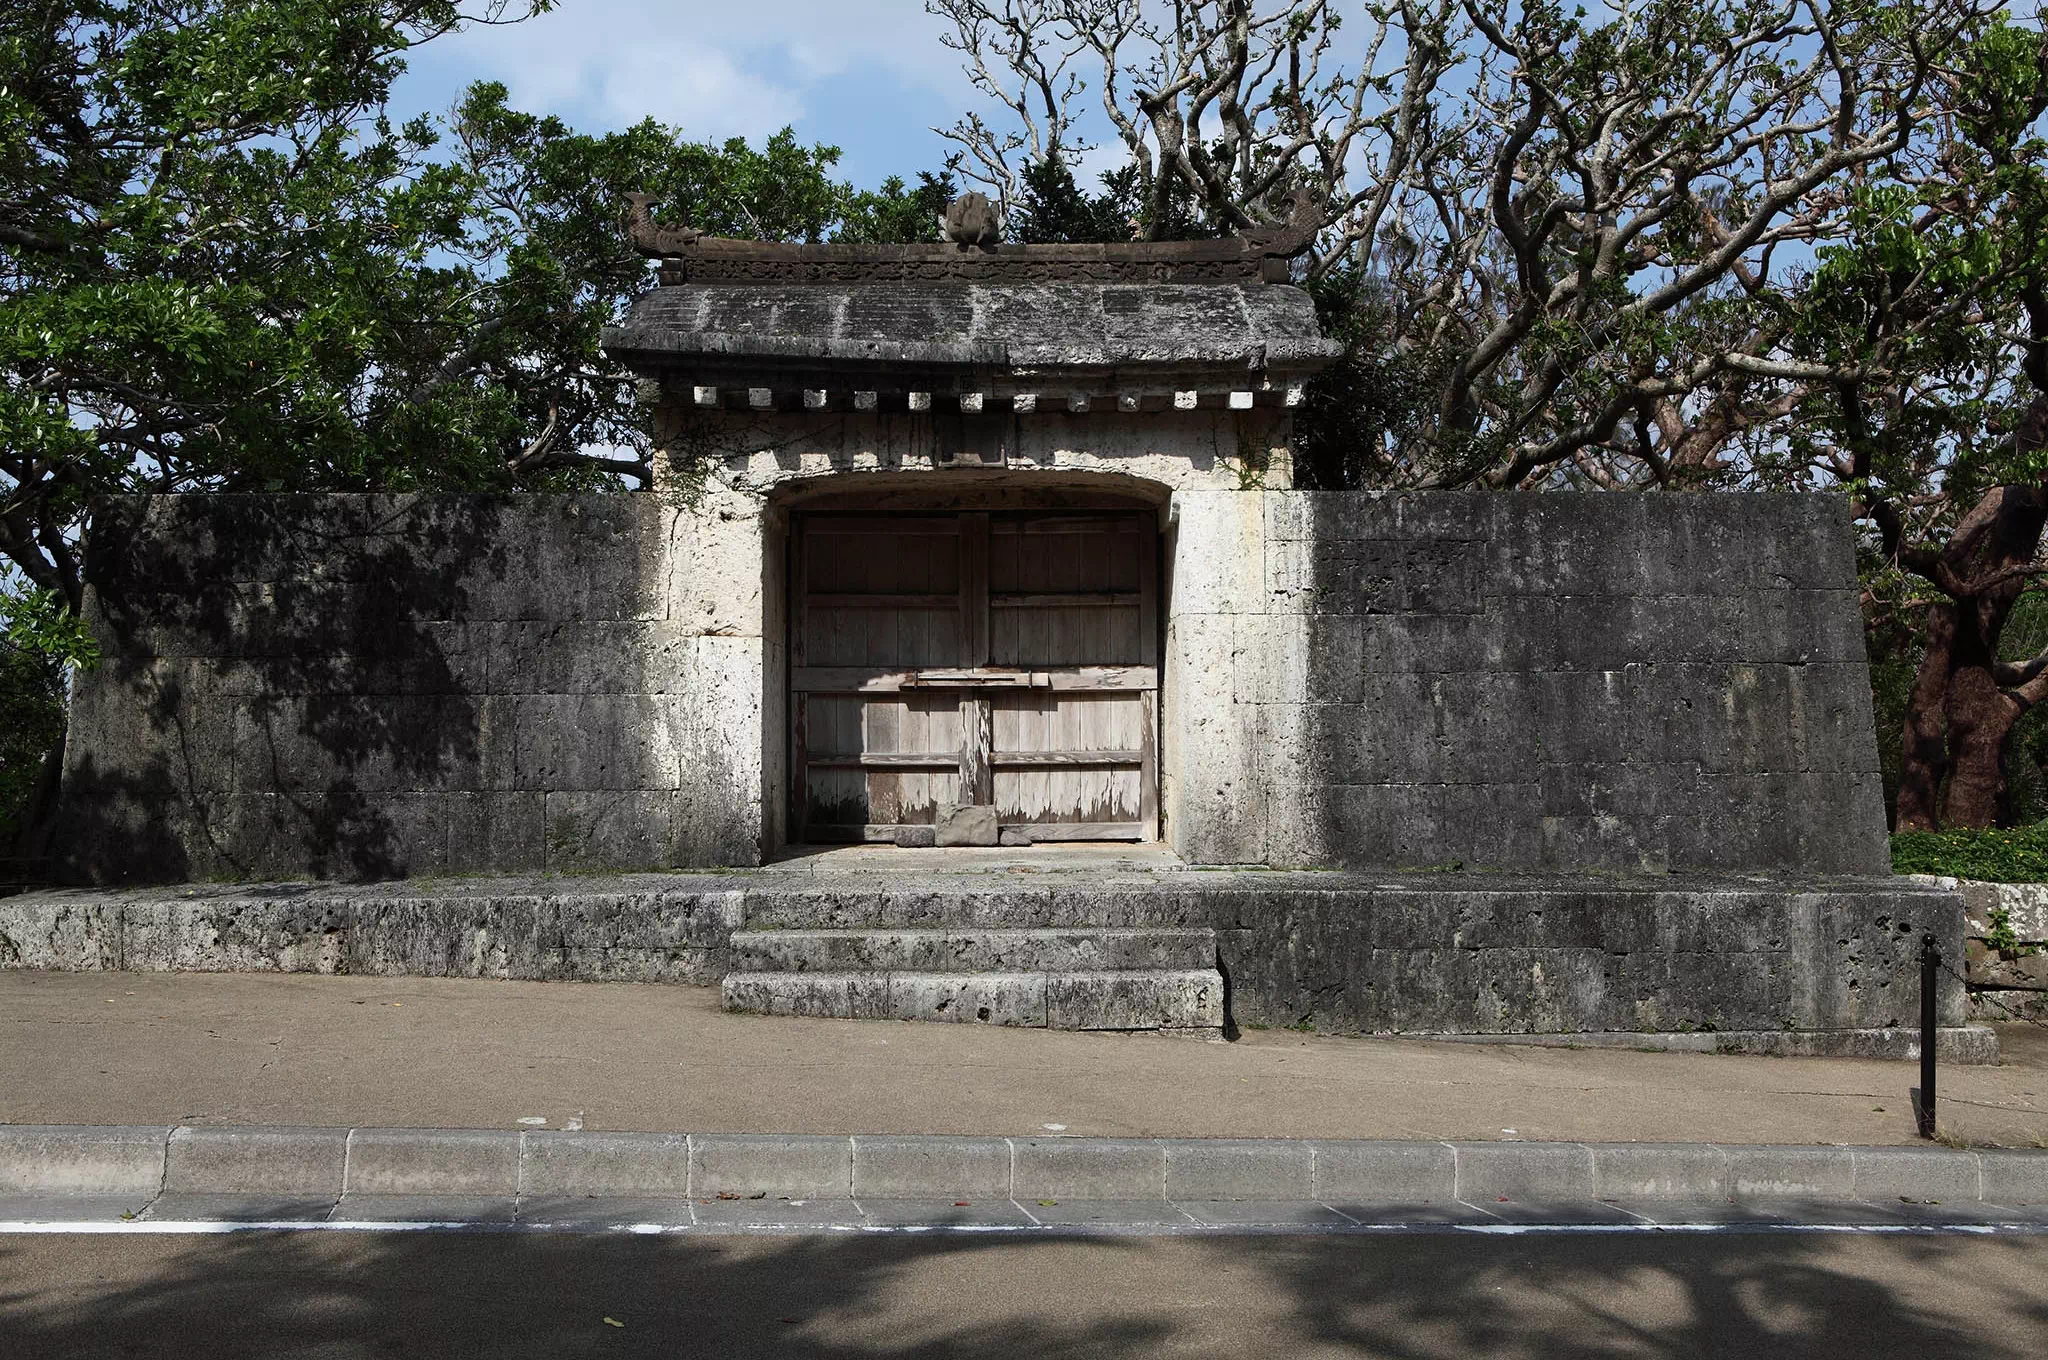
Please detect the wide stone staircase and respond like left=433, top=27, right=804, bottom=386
left=721, top=884, right=1224, bottom=1032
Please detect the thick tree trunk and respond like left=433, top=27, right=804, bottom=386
left=1944, top=664, right=2021, bottom=829
left=1895, top=603, right=1954, bottom=832
left=1893, top=484, right=2048, bottom=831
left=1897, top=615, right=2026, bottom=834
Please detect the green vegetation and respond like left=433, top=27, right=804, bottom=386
left=1890, top=820, right=2048, bottom=884
left=0, top=583, right=95, bottom=847
left=1984, top=906, right=2040, bottom=957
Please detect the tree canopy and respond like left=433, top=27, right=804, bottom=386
left=0, top=0, right=953, bottom=844
left=933, top=0, right=2020, bottom=492
left=0, top=0, right=948, bottom=612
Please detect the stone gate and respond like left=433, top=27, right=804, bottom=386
left=20, top=216, right=1977, bottom=1055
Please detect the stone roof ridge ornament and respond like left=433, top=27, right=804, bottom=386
left=941, top=191, right=1002, bottom=248
left=1237, top=187, right=1324, bottom=264
left=623, top=192, right=704, bottom=259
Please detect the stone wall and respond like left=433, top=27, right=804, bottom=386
left=1949, top=879, right=2048, bottom=1022
left=59, top=488, right=1890, bottom=883
left=58, top=495, right=767, bottom=883
left=1210, top=880, right=1951, bottom=1039
left=1165, top=491, right=1890, bottom=874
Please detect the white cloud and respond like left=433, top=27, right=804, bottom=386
left=427, top=0, right=964, bottom=142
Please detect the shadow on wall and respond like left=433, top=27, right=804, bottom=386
left=0, top=1222, right=2036, bottom=1358
left=56, top=496, right=507, bottom=884
left=56, top=492, right=760, bottom=886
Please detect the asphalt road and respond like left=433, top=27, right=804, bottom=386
left=1, top=1228, right=2042, bottom=1358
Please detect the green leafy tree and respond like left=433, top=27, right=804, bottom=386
left=838, top=170, right=959, bottom=245
left=1006, top=151, right=1219, bottom=245
left=1, top=2, right=946, bottom=613
left=0, top=2, right=948, bottom=843
left=1757, top=18, right=2048, bottom=831
left=1006, top=153, right=1127, bottom=244
left=1, top=1, right=555, bottom=606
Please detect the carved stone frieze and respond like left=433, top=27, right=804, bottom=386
left=624, top=193, right=1321, bottom=286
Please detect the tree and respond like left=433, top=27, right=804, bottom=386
left=1, top=2, right=948, bottom=616
left=839, top=170, right=961, bottom=245
left=0, top=1, right=950, bottom=844
left=1004, top=150, right=1216, bottom=243
left=933, top=0, right=2003, bottom=492
left=930, top=0, right=1463, bottom=264
left=1754, top=18, right=2048, bottom=830
left=0, top=583, right=92, bottom=856
left=2, top=1, right=552, bottom=609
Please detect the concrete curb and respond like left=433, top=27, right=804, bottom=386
left=2, top=1126, right=2044, bottom=1207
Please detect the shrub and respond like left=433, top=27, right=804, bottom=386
left=1891, top=820, right=2048, bottom=884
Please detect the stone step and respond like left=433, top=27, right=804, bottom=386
left=722, top=969, right=1225, bottom=1032
left=736, top=888, right=1207, bottom=932
left=728, top=927, right=1216, bottom=975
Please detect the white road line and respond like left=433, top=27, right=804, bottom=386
left=0, top=1219, right=2038, bottom=1237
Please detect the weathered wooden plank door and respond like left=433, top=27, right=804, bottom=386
left=791, top=509, right=1158, bottom=843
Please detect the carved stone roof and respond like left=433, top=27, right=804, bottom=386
left=649, top=238, right=1290, bottom=287
left=603, top=281, right=1343, bottom=397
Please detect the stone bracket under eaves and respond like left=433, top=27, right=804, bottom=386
left=669, top=383, right=1309, bottom=417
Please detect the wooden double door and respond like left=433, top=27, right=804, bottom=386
left=792, top=509, right=1159, bottom=843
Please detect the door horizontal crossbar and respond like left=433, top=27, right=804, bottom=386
left=991, top=591, right=1142, bottom=609
left=794, top=665, right=1157, bottom=694
left=808, top=593, right=960, bottom=610
left=807, top=749, right=1146, bottom=770
left=805, top=822, right=1148, bottom=844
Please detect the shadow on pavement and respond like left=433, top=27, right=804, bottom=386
left=0, top=1226, right=2043, bottom=1357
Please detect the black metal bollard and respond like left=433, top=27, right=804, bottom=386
left=1918, top=933, right=1939, bottom=1139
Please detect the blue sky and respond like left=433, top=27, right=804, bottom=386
left=393, top=0, right=977, bottom=188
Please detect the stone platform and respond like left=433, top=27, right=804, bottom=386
left=0, top=855, right=1993, bottom=1059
